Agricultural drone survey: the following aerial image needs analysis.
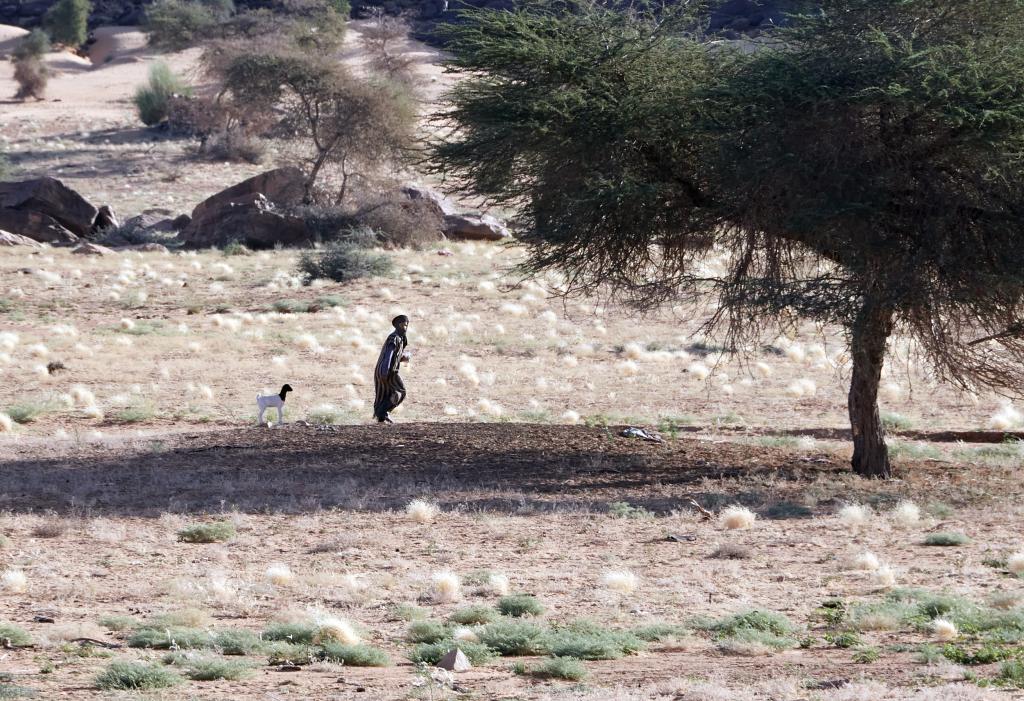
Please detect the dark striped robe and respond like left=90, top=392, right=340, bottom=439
left=373, top=331, right=407, bottom=421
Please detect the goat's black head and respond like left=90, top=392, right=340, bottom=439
left=279, top=384, right=293, bottom=400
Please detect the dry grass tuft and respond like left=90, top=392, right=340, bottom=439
left=720, top=505, right=756, bottom=530
left=266, top=564, right=294, bottom=586
left=932, top=618, right=958, bottom=641
left=2, top=569, right=27, bottom=593
left=431, top=571, right=462, bottom=603
left=602, top=569, right=638, bottom=594
left=406, top=499, right=440, bottom=524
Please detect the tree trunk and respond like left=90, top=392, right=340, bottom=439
left=848, top=298, right=895, bottom=478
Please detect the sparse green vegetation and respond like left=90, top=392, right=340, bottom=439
left=825, top=631, right=862, bottom=648
left=162, top=652, right=254, bottom=681
left=852, top=645, right=881, bottom=663
left=881, top=412, right=914, bottom=431
left=498, top=594, right=544, bottom=618
left=297, top=239, right=393, bottom=285
left=43, top=0, right=90, bottom=46
left=0, top=683, right=35, bottom=698
left=527, top=656, right=588, bottom=681
left=632, top=623, right=688, bottom=642
left=478, top=619, right=548, bottom=656
left=709, top=544, right=753, bottom=560
left=6, top=400, right=55, bottom=424
left=262, top=622, right=318, bottom=644
left=0, top=624, right=31, bottom=647
left=607, top=501, right=654, bottom=519
left=392, top=604, right=428, bottom=622
left=95, top=660, right=181, bottom=690
left=318, top=642, right=389, bottom=666
left=450, top=605, right=499, bottom=626
left=114, top=404, right=155, bottom=424
left=546, top=622, right=644, bottom=660
left=214, top=629, right=264, bottom=655
left=698, top=610, right=798, bottom=654
left=99, top=615, right=140, bottom=632
left=177, top=521, right=235, bottom=543
left=924, top=532, right=970, bottom=547
left=409, top=640, right=496, bottom=666
left=266, top=641, right=314, bottom=666
left=127, top=627, right=213, bottom=650
left=999, top=659, right=1024, bottom=687
left=889, top=441, right=943, bottom=461
left=406, top=620, right=450, bottom=644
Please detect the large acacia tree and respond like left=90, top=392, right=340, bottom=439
left=430, top=0, right=1024, bottom=478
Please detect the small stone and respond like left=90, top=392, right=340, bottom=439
left=72, top=242, right=113, bottom=256
left=437, top=648, right=471, bottom=672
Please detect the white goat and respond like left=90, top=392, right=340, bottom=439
left=257, top=384, right=293, bottom=425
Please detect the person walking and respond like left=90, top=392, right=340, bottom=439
left=373, top=315, right=410, bottom=423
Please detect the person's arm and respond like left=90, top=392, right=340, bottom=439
left=376, top=340, right=397, bottom=378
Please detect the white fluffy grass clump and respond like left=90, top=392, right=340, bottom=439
left=785, top=378, right=818, bottom=398
left=453, top=626, right=479, bottom=643
left=477, top=398, right=503, bottom=417
left=1, top=569, right=27, bottom=593
left=873, top=565, right=897, bottom=588
left=26, top=343, right=49, bottom=358
left=431, top=571, right=462, bottom=603
left=82, top=404, right=104, bottom=420
left=754, top=361, right=773, bottom=378
left=458, top=359, right=480, bottom=387
left=687, top=362, right=710, bottom=381
left=71, top=385, right=96, bottom=406
left=0, top=332, right=18, bottom=351
left=0, top=412, right=12, bottom=433
left=1006, top=551, right=1024, bottom=575
left=266, top=564, right=294, bottom=586
left=602, top=569, right=638, bottom=594
left=932, top=618, right=958, bottom=641
left=561, top=354, right=579, bottom=368
left=851, top=551, right=880, bottom=571
left=295, top=333, right=325, bottom=354
left=313, top=615, right=361, bottom=645
left=890, top=500, right=921, bottom=528
left=488, top=573, right=510, bottom=596
left=880, top=381, right=903, bottom=401
left=119, top=318, right=135, bottom=331
left=988, top=400, right=1023, bottom=430
left=500, top=302, right=527, bottom=318
left=720, top=505, right=756, bottom=530
left=406, top=499, right=441, bottom=524
left=839, top=503, right=871, bottom=528
left=561, top=410, right=581, bottom=425
left=616, top=360, right=640, bottom=377
left=624, top=342, right=646, bottom=360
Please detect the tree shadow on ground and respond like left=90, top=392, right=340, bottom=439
left=0, top=423, right=858, bottom=516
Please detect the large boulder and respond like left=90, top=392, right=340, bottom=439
left=180, top=194, right=311, bottom=249
left=189, top=167, right=306, bottom=224
left=0, top=177, right=98, bottom=238
left=443, top=213, right=511, bottom=242
left=400, top=183, right=458, bottom=218
left=0, top=230, right=44, bottom=248
left=0, top=208, right=79, bottom=245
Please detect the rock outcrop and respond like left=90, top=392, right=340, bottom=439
left=443, top=213, right=511, bottom=242
left=180, top=193, right=310, bottom=249
left=0, top=176, right=98, bottom=238
left=0, top=229, right=44, bottom=247
left=0, top=207, right=79, bottom=244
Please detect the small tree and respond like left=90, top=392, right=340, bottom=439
left=43, top=0, right=91, bottom=47
left=361, top=11, right=414, bottom=83
left=219, top=50, right=415, bottom=204
left=12, top=29, right=51, bottom=61
left=431, top=0, right=1024, bottom=478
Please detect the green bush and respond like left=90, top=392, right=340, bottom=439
left=263, top=622, right=318, bottom=644
left=5, top=400, right=54, bottom=424
left=0, top=683, right=35, bottom=698
left=701, top=610, right=796, bottom=638
left=528, top=656, right=587, bottom=681
left=177, top=521, right=235, bottom=543
left=546, top=622, right=643, bottom=660
left=924, top=532, right=970, bottom=546
left=43, top=0, right=90, bottom=46
left=98, top=615, right=140, bottom=632
left=127, top=627, right=213, bottom=649
left=478, top=620, right=548, bottom=656
left=13, top=30, right=50, bottom=60
left=450, top=605, right=499, bottom=626
left=406, top=620, right=449, bottom=644
left=852, top=645, right=880, bottom=663
left=134, top=62, right=192, bottom=126
left=408, top=640, right=496, bottom=666
left=266, top=641, right=315, bottom=665
left=1000, top=659, right=1024, bottom=687
left=95, top=661, right=181, bottom=690
left=214, top=629, right=264, bottom=655
left=297, top=239, right=392, bottom=285
left=825, top=631, right=862, bottom=648
left=498, top=595, right=544, bottom=618
left=0, top=624, right=31, bottom=646
left=317, top=643, right=389, bottom=666
left=162, top=652, right=253, bottom=681
left=632, top=623, right=688, bottom=642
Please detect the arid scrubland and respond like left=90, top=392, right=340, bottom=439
left=1, top=13, right=1024, bottom=701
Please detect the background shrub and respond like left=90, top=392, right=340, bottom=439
left=498, top=595, right=545, bottom=618
left=353, top=193, right=444, bottom=249
left=134, top=62, right=192, bottom=126
left=95, top=661, right=181, bottom=690
left=43, top=0, right=90, bottom=46
left=145, top=0, right=232, bottom=50
left=296, top=236, right=392, bottom=285
left=13, top=30, right=50, bottom=61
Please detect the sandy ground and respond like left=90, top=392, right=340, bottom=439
left=0, top=16, right=1023, bottom=701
